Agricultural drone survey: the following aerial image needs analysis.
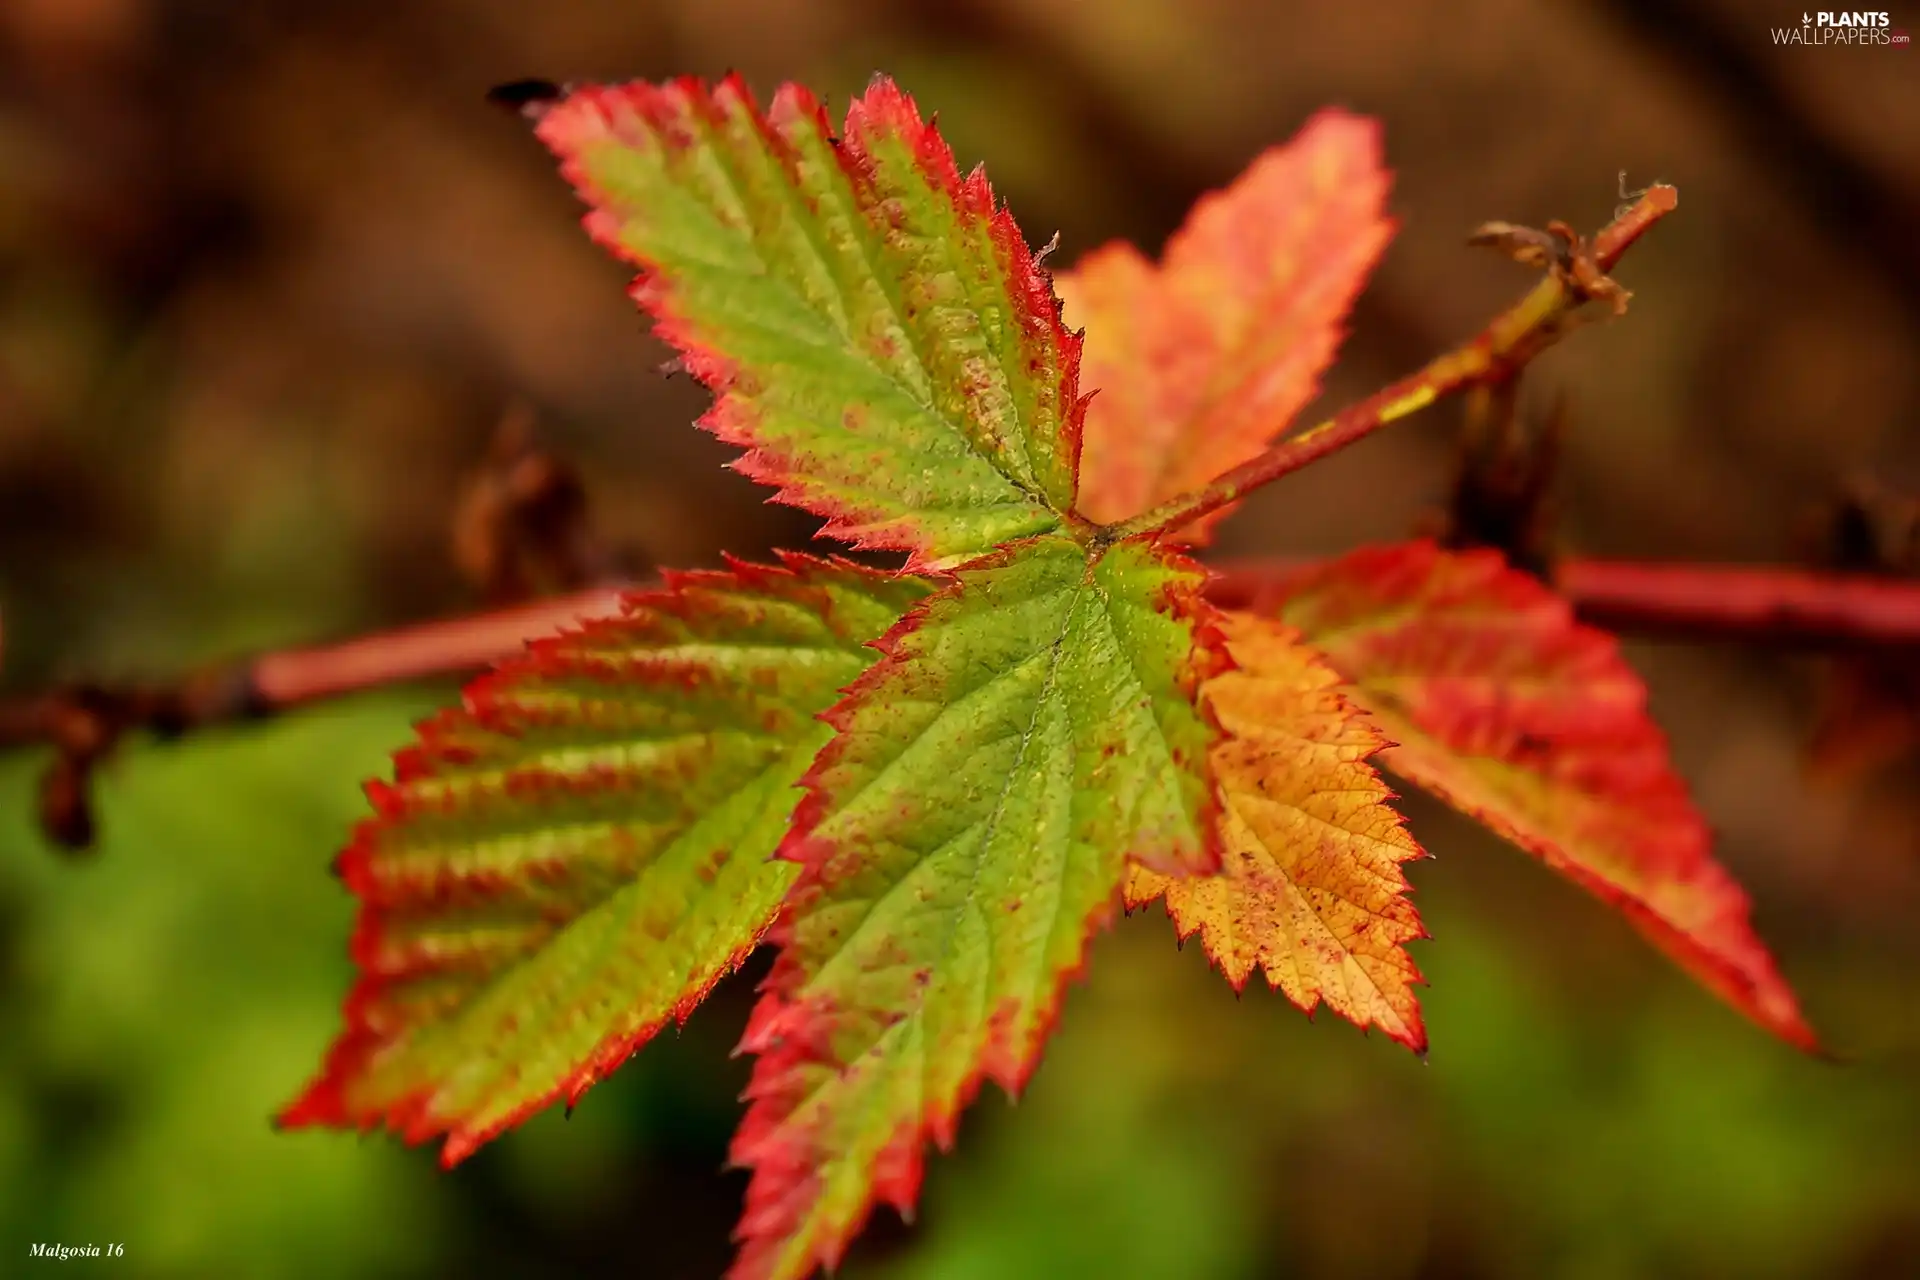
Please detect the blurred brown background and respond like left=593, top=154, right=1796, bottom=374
left=1, top=2, right=1917, bottom=1278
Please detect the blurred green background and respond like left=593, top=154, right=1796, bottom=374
left=2, top=1, right=1917, bottom=1277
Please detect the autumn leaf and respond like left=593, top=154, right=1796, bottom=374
left=1126, top=609, right=1429, bottom=1051
left=1058, top=109, right=1392, bottom=537
left=536, top=75, right=1084, bottom=570
left=285, top=66, right=1719, bottom=1280
left=1251, top=540, right=1816, bottom=1049
left=728, top=534, right=1223, bottom=1280
left=280, top=558, right=931, bottom=1165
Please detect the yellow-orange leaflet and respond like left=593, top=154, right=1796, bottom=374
left=1127, top=610, right=1429, bottom=1051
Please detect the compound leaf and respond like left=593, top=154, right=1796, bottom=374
left=1058, top=110, right=1392, bottom=538
left=537, top=75, right=1083, bottom=570
left=1127, top=609, right=1429, bottom=1050
left=727, top=534, right=1222, bottom=1280
left=1254, top=540, right=1816, bottom=1049
left=280, top=558, right=931, bottom=1165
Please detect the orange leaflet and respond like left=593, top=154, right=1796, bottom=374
left=1057, top=110, right=1393, bottom=537
left=1252, top=540, right=1817, bottom=1049
left=1128, top=609, right=1429, bottom=1051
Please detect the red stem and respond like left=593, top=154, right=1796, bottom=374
left=1205, top=555, right=1920, bottom=651
left=1553, top=559, right=1920, bottom=650
left=250, top=587, right=629, bottom=706
left=0, top=587, right=630, bottom=757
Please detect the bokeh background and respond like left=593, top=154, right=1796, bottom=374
left=2, top=1, right=1918, bottom=1277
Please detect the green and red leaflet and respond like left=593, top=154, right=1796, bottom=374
left=279, top=557, right=930, bottom=1164
left=537, top=74, right=1084, bottom=571
left=732, top=535, right=1221, bottom=1279
left=287, top=71, right=1816, bottom=1280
